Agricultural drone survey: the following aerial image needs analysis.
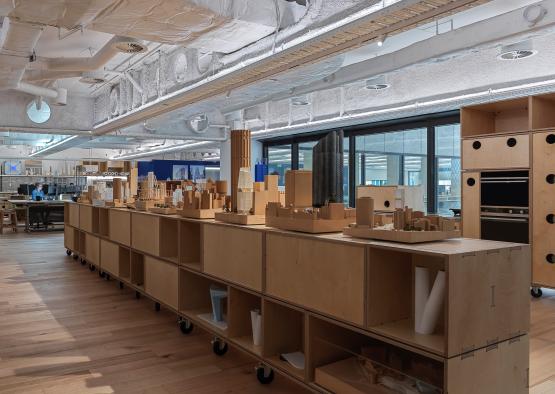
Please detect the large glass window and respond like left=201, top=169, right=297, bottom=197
left=298, top=141, right=316, bottom=170
left=267, top=144, right=291, bottom=187
left=435, top=124, right=461, bottom=216
left=355, top=128, right=427, bottom=209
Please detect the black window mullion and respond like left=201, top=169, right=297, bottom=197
left=348, top=135, right=356, bottom=207
left=427, top=124, right=437, bottom=214
left=291, top=143, right=299, bottom=170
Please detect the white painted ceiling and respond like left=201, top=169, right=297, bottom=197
left=0, top=0, right=553, bottom=160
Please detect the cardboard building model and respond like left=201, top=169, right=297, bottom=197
left=344, top=197, right=460, bottom=243
left=265, top=169, right=356, bottom=234
left=178, top=179, right=229, bottom=219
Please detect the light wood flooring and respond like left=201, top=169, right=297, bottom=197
left=0, top=233, right=554, bottom=393
left=0, top=233, right=308, bottom=394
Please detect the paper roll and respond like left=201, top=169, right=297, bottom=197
left=250, top=310, right=262, bottom=346
left=414, top=266, right=430, bottom=331
left=416, top=271, right=445, bottom=335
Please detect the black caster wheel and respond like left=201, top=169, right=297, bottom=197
left=80, top=259, right=86, bottom=266
left=531, top=288, right=543, bottom=298
left=212, top=339, right=228, bottom=356
left=155, top=302, right=161, bottom=312
left=89, top=264, right=95, bottom=272
left=119, top=281, right=124, bottom=290
left=99, top=271, right=105, bottom=278
left=73, top=254, right=79, bottom=260
left=105, top=274, right=110, bottom=281
left=179, top=319, right=194, bottom=334
left=135, top=291, right=141, bottom=299
left=256, top=366, right=274, bottom=385
left=66, top=249, right=72, bottom=256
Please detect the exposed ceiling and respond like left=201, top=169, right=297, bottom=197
left=0, top=0, right=552, bottom=160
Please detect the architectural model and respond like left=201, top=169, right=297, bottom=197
left=178, top=179, right=229, bottom=219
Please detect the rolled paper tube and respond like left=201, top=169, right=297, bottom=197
left=414, top=266, right=430, bottom=331
left=251, top=310, right=262, bottom=346
left=417, top=271, right=446, bottom=335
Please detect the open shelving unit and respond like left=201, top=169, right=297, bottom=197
left=63, top=203, right=530, bottom=393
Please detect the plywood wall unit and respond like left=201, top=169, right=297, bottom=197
left=231, top=130, right=251, bottom=212
left=159, top=218, right=178, bottom=260
left=131, top=212, right=160, bottom=256
left=529, top=95, right=555, bottom=130
left=460, top=98, right=529, bottom=137
left=203, top=224, right=263, bottom=291
left=266, top=233, right=365, bottom=326
left=447, top=247, right=530, bottom=357
left=130, top=252, right=144, bottom=288
left=461, top=172, right=480, bottom=239
left=144, top=256, right=178, bottom=310
left=263, top=300, right=305, bottom=365
left=64, top=226, right=75, bottom=251
left=532, top=131, right=555, bottom=286
left=98, top=208, right=110, bottom=236
left=109, top=209, right=131, bottom=246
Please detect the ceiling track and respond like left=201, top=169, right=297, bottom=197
left=93, top=0, right=491, bottom=135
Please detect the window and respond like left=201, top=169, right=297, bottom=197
left=435, top=124, right=461, bottom=216
left=267, top=144, right=291, bottom=187
left=355, top=128, right=427, bottom=209
left=298, top=141, right=316, bottom=170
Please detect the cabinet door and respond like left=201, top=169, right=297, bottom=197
left=144, top=256, right=178, bottom=310
left=462, top=172, right=480, bottom=239
left=532, top=131, right=555, bottom=286
left=462, top=134, right=529, bottom=170
left=100, top=240, right=119, bottom=276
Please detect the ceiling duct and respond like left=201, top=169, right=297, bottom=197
left=79, top=71, right=108, bottom=84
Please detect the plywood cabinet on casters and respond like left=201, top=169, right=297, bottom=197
left=68, top=203, right=79, bottom=228
left=462, top=134, right=530, bottom=170
left=532, top=131, right=555, bottom=288
left=462, top=172, right=480, bottom=239
left=109, top=209, right=131, bottom=246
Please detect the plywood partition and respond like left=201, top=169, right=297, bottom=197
left=179, top=221, right=201, bottom=271
left=460, top=98, right=529, bottom=137
left=109, top=209, right=131, bottom=246
left=228, top=287, right=262, bottom=356
left=119, top=247, right=131, bottom=281
left=532, top=131, right=555, bottom=287
left=64, top=226, right=76, bottom=251
left=266, top=233, right=365, bottom=326
left=158, top=217, right=178, bottom=261
left=462, top=172, right=480, bottom=239
left=462, top=134, right=530, bottom=170
left=203, top=224, right=263, bottom=291
left=131, top=212, right=160, bottom=256
left=98, top=208, right=110, bottom=237
left=263, top=299, right=306, bottom=380
left=144, top=256, right=178, bottom=310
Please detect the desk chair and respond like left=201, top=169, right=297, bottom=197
left=0, top=202, right=17, bottom=234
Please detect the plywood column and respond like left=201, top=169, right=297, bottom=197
left=230, top=130, right=251, bottom=212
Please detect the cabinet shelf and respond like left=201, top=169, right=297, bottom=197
left=369, top=319, right=445, bottom=356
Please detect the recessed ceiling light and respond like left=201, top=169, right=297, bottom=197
left=498, top=40, right=537, bottom=61
left=292, top=95, right=310, bottom=106
left=365, top=75, right=390, bottom=90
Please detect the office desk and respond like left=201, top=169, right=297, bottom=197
left=8, top=200, right=66, bottom=232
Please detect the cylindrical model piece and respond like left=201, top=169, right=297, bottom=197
left=216, top=180, right=228, bottom=195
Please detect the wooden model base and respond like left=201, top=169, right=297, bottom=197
left=214, top=212, right=266, bottom=225
left=315, top=357, right=386, bottom=394
left=148, top=207, right=177, bottom=215
left=266, top=215, right=354, bottom=234
left=178, top=208, right=220, bottom=219
left=344, top=225, right=461, bottom=243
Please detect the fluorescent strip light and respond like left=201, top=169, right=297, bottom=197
left=29, top=135, right=79, bottom=157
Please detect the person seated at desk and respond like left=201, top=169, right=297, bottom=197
left=31, top=183, right=45, bottom=201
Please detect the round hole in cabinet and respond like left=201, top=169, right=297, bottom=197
left=384, top=200, right=391, bottom=208
left=547, top=174, right=555, bottom=184
left=546, top=134, right=555, bottom=144
left=547, top=214, right=555, bottom=224
left=472, top=141, right=481, bottom=150
left=467, top=178, right=476, bottom=187
left=507, top=137, right=517, bottom=147
left=547, top=254, right=555, bottom=264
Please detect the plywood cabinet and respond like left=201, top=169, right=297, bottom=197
left=144, top=256, right=178, bottom=310
left=462, top=172, right=480, bottom=239
left=79, top=204, right=95, bottom=232
left=266, top=233, right=365, bottom=326
left=100, top=240, right=119, bottom=276
left=64, top=226, right=78, bottom=251
left=109, top=209, right=131, bottom=246
left=84, top=233, right=100, bottom=265
left=68, top=203, right=79, bottom=228
left=131, top=212, right=160, bottom=256
left=462, top=134, right=529, bottom=170
left=203, top=224, right=263, bottom=291
left=532, top=131, right=555, bottom=286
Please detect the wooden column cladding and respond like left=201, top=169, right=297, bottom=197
left=230, top=130, right=251, bottom=212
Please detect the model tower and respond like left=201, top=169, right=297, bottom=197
left=231, top=130, right=251, bottom=212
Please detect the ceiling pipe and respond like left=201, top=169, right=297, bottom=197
left=15, top=81, right=67, bottom=105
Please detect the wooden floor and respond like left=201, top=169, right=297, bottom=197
left=0, top=233, right=309, bottom=394
left=0, top=233, right=554, bottom=393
